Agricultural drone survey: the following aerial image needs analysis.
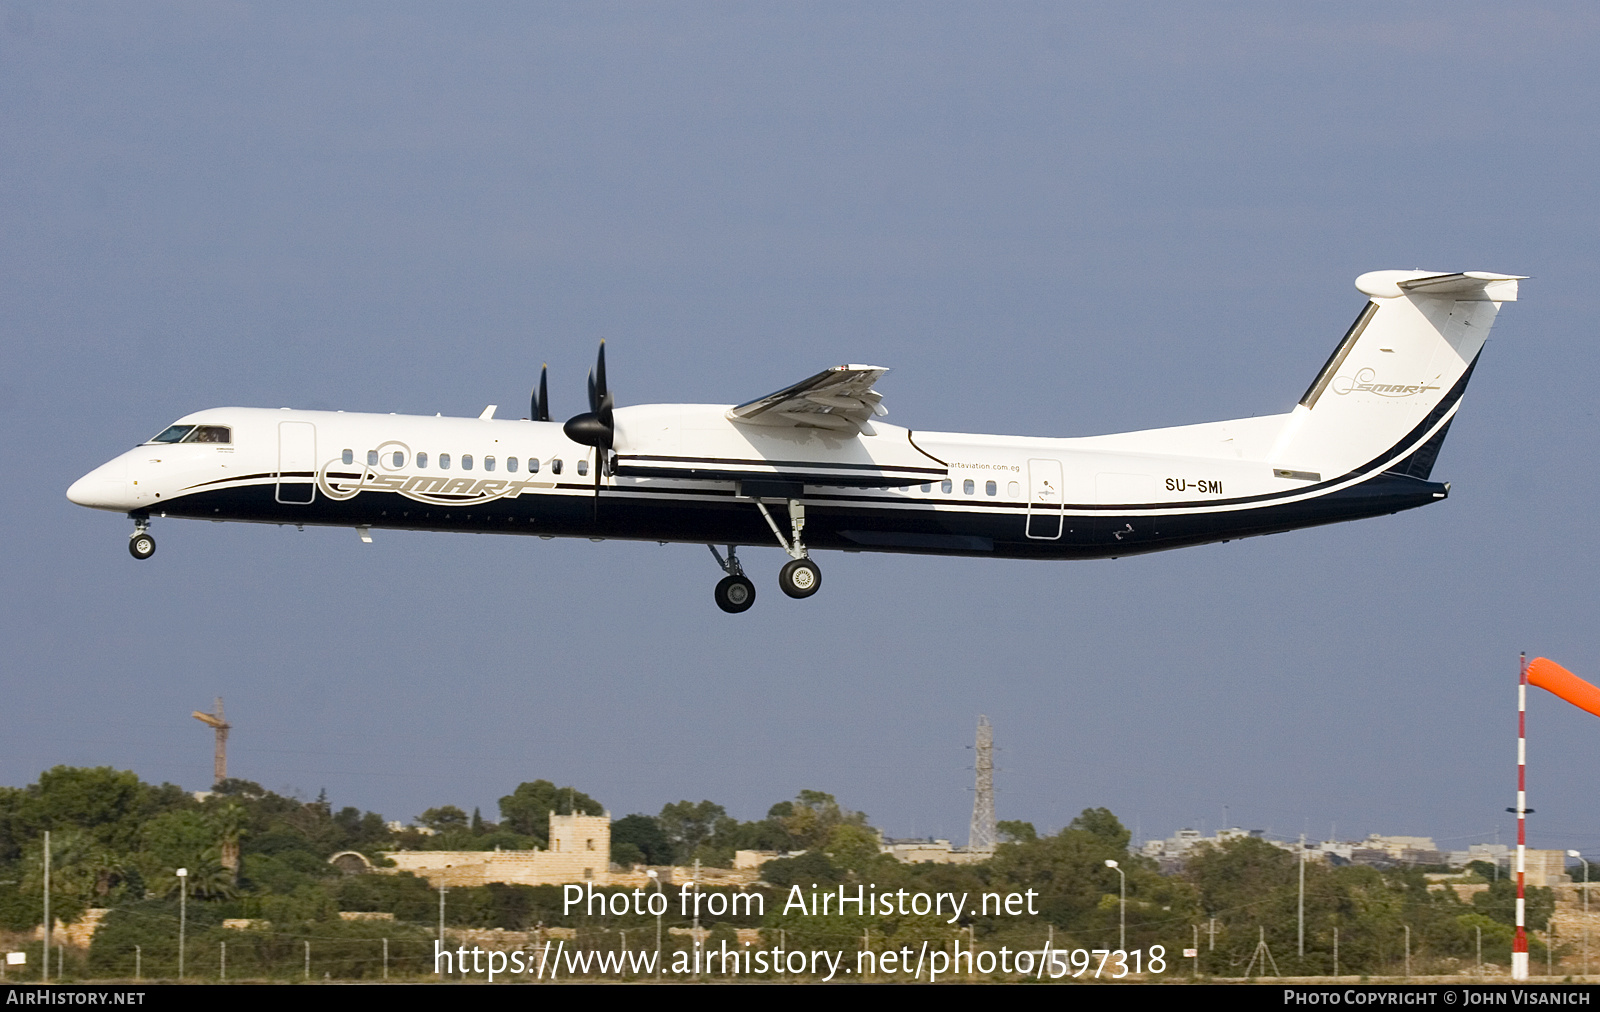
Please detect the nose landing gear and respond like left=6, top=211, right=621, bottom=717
left=128, top=515, right=155, bottom=560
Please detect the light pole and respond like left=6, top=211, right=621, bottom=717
left=176, top=867, right=188, bottom=980
left=438, top=884, right=447, bottom=951
left=41, top=830, right=49, bottom=984
left=1105, top=859, right=1126, bottom=951
left=1572, top=850, right=1589, bottom=977
left=1298, top=836, right=1306, bottom=960
left=646, top=869, right=663, bottom=980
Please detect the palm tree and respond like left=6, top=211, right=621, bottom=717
left=208, top=803, right=247, bottom=884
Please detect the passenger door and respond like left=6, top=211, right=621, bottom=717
left=1025, top=458, right=1064, bottom=539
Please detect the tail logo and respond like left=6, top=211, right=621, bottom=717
left=1330, top=368, right=1440, bottom=399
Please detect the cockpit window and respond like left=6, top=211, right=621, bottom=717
left=153, top=424, right=231, bottom=444
left=149, top=425, right=195, bottom=443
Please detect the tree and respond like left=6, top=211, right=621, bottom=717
left=497, top=781, right=602, bottom=847
left=207, top=802, right=247, bottom=882
left=612, top=814, right=671, bottom=865
left=822, top=823, right=883, bottom=874
left=1184, top=836, right=1296, bottom=919
left=1473, top=878, right=1554, bottom=932
left=31, top=767, right=151, bottom=853
left=990, top=811, right=1195, bottom=948
left=416, top=806, right=469, bottom=833
left=775, top=790, right=868, bottom=851
left=997, top=820, right=1037, bottom=844
left=1068, top=808, right=1131, bottom=850
left=658, top=801, right=729, bottom=863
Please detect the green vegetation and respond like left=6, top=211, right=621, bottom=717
left=0, top=766, right=1564, bottom=980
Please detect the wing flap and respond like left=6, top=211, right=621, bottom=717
left=728, top=364, right=889, bottom=434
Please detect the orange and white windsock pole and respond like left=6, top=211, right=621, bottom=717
left=1514, top=651, right=1529, bottom=980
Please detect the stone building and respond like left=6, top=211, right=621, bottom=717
left=382, top=812, right=611, bottom=887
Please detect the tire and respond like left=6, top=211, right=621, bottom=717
left=129, top=533, right=156, bottom=560
left=778, top=558, right=821, bottom=599
left=714, top=574, right=756, bottom=614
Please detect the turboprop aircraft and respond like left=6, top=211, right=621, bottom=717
left=68, top=269, right=1521, bottom=613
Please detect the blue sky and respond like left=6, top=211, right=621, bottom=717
left=5, top=2, right=1600, bottom=852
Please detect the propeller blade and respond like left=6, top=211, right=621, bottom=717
left=533, top=364, right=549, bottom=421
left=568, top=339, right=617, bottom=520
left=592, top=342, right=609, bottom=519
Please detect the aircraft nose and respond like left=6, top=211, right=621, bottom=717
left=67, top=458, right=131, bottom=510
left=66, top=473, right=95, bottom=505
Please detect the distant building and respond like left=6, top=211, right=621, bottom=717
left=381, top=812, right=611, bottom=887
left=879, top=838, right=990, bottom=865
left=1141, top=828, right=1269, bottom=871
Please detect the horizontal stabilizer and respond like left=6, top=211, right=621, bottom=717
left=1356, top=270, right=1525, bottom=301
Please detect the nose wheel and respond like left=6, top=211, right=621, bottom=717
left=129, top=525, right=156, bottom=560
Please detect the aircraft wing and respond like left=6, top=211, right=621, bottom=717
left=726, top=364, right=889, bottom=434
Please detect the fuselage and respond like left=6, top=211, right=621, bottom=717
left=66, top=402, right=1447, bottom=561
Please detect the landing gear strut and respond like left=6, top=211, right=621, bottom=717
left=754, top=498, right=821, bottom=599
left=128, top=515, right=155, bottom=560
left=709, top=545, right=755, bottom=614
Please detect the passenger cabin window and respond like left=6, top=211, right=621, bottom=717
left=462, top=454, right=474, bottom=470
left=941, top=479, right=953, bottom=494
left=417, top=452, right=428, bottom=468
left=577, top=459, right=589, bottom=476
left=392, top=451, right=404, bottom=468
left=528, top=458, right=540, bottom=474
left=341, top=449, right=353, bottom=466
left=149, top=425, right=194, bottom=444
left=963, top=479, right=975, bottom=495
left=551, top=458, right=563, bottom=475
left=921, top=483, right=932, bottom=493
left=506, top=457, right=517, bottom=472
left=440, top=453, right=451, bottom=469
left=986, top=480, right=997, bottom=496
left=367, top=450, right=379, bottom=467
left=1008, top=481, right=1020, bottom=497
left=484, top=456, right=496, bottom=472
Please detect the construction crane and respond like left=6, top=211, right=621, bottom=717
left=192, top=697, right=230, bottom=787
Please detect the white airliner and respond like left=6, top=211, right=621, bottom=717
left=68, top=270, right=1521, bottom=612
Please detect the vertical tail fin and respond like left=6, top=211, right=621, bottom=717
left=1268, top=271, right=1522, bottom=480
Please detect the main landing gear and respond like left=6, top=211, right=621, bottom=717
left=706, top=497, right=823, bottom=613
left=128, top=515, right=155, bottom=560
left=709, top=546, right=756, bottom=613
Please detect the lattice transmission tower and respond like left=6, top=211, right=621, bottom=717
left=968, top=715, right=996, bottom=851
